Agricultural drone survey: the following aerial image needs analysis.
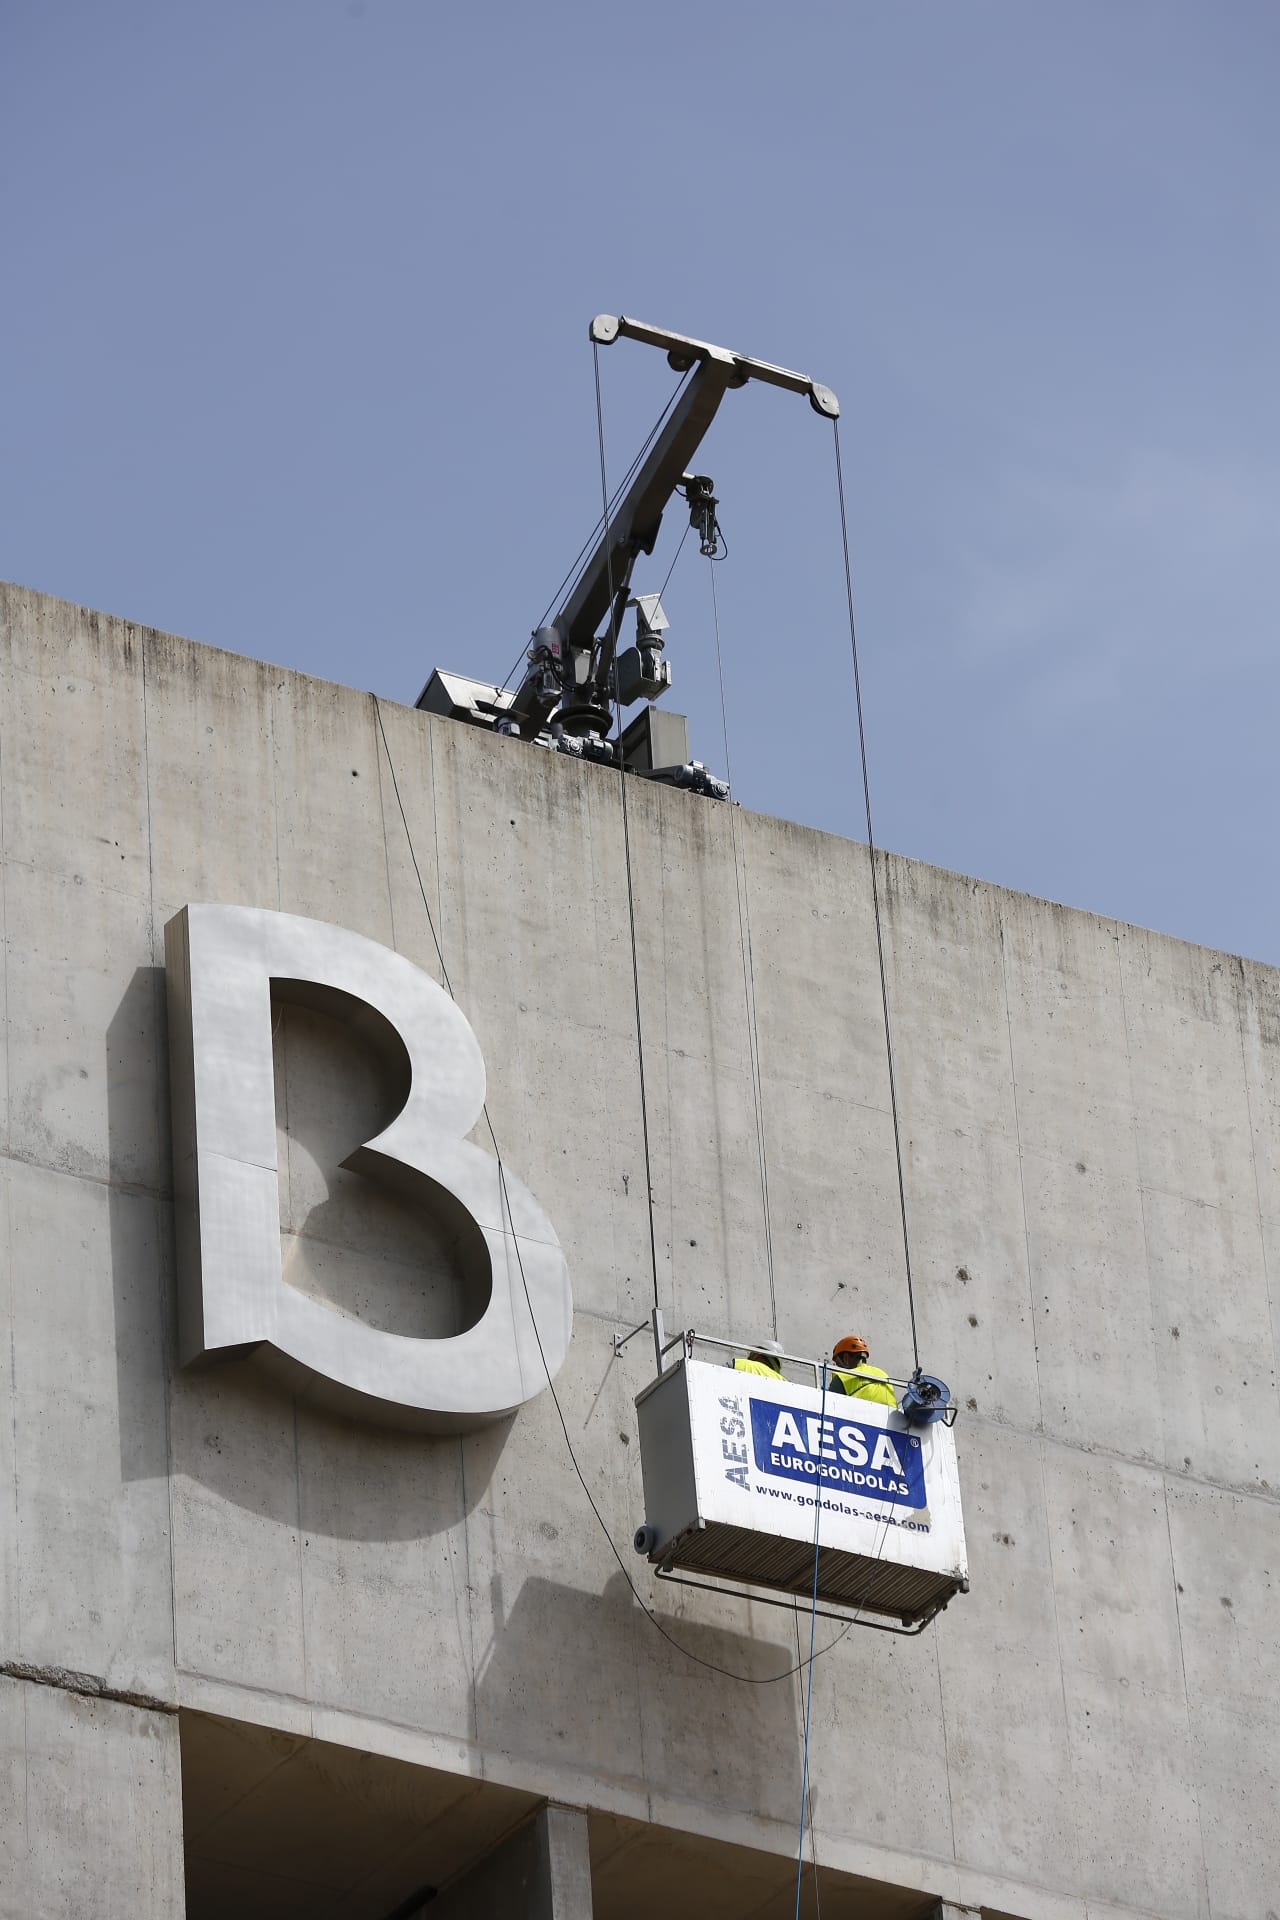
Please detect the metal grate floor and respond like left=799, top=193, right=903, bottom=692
left=664, top=1520, right=963, bottom=1624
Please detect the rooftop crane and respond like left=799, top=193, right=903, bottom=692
left=417, top=314, right=839, bottom=792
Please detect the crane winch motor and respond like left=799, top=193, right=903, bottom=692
left=417, top=315, right=839, bottom=795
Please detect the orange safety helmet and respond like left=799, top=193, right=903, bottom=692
left=833, top=1334, right=870, bottom=1364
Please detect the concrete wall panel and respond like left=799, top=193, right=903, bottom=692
left=295, top=1410, right=475, bottom=1738
left=1166, top=1477, right=1280, bottom=1712
left=1119, top=925, right=1258, bottom=1218
left=906, top=1120, right=1039, bottom=1431
left=937, top=1424, right=1080, bottom=1892
left=1240, top=954, right=1280, bottom=1226
left=1, top=615, right=150, bottom=900
left=800, top=1621, right=955, bottom=1869
left=629, top=1582, right=804, bottom=1833
left=0, top=1678, right=23, bottom=1900
left=0, top=1174, right=15, bottom=1654
left=940, top=1643, right=1080, bottom=1894
left=271, top=676, right=394, bottom=944
left=941, top=1424, right=1058, bottom=1669
left=8, top=1163, right=173, bottom=1698
left=643, top=1049, right=772, bottom=1341
left=999, top=895, right=1137, bottom=1189
left=1142, top=1187, right=1280, bottom=1490
left=1043, top=1450, right=1182, bottom=1697
left=141, top=628, right=280, bottom=912
left=1060, top=1665, right=1205, bottom=1920
left=475, top=1004, right=660, bottom=1331
left=631, top=782, right=762, bottom=1075
left=462, top=1329, right=649, bottom=1791
left=883, top=855, right=1019, bottom=1148
left=0, top=1677, right=184, bottom=1920
left=1191, top=1694, right=1280, bottom=1920
left=420, top=713, right=636, bottom=1046
left=1023, top=1156, right=1158, bottom=1462
left=758, top=1078, right=910, bottom=1364
left=742, top=817, right=890, bottom=1116
left=6, top=863, right=162, bottom=1189
left=168, top=1365, right=309, bottom=1700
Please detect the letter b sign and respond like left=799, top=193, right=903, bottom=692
left=164, top=905, right=572, bottom=1431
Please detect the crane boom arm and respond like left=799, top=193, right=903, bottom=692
left=556, top=346, right=736, bottom=656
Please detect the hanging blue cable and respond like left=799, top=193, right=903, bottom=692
left=794, top=1361, right=830, bottom=1918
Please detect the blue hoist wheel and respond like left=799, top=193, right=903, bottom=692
left=899, top=1370, right=951, bottom=1426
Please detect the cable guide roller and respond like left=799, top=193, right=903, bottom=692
left=631, top=1337, right=968, bottom=1632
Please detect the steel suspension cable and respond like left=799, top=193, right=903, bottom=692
left=707, top=559, right=779, bottom=1336
left=534, top=371, right=695, bottom=631
left=831, top=420, right=920, bottom=1374
left=705, top=561, right=827, bottom=1907
left=792, top=1614, right=825, bottom=1919
left=592, top=341, right=663, bottom=1315
left=659, top=520, right=691, bottom=602
left=794, top=1362, right=831, bottom=1919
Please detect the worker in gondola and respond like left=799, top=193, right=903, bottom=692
left=730, top=1338, right=784, bottom=1378
left=830, top=1334, right=897, bottom=1406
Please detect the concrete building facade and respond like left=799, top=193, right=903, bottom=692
left=0, top=579, right=1277, bottom=1919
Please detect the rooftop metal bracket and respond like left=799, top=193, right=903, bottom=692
left=613, top=1306, right=685, bottom=1374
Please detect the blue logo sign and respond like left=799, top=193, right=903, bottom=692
left=748, top=1397, right=925, bottom=1509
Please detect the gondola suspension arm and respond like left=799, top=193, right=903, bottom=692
left=509, top=315, right=839, bottom=741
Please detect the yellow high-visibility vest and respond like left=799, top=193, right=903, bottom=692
left=731, top=1357, right=783, bottom=1378
left=833, top=1363, right=896, bottom=1406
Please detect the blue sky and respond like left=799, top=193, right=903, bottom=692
left=5, top=1, right=1279, bottom=960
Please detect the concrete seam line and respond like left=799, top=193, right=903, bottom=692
left=0, top=1659, right=178, bottom=1715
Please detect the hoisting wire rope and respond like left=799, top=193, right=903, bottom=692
left=549, top=363, right=692, bottom=632
left=699, top=421, right=934, bottom=1910
left=791, top=1613, right=824, bottom=1920
left=831, top=418, right=920, bottom=1375
left=708, top=560, right=850, bottom=1915
left=793, top=1360, right=831, bottom=1920
left=659, top=519, right=691, bottom=602
left=706, top=558, right=778, bottom=1336
left=785, top=1480, right=903, bottom=1919
left=371, top=693, right=851, bottom=1687
left=703, top=536, right=822, bottom=1901
left=706, top=551, right=823, bottom=1906
left=592, top=340, right=663, bottom=1318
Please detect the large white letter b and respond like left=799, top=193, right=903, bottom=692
left=164, top=904, right=572, bottom=1431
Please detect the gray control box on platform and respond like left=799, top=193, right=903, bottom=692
left=620, top=706, right=690, bottom=773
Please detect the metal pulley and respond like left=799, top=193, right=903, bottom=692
left=678, top=473, right=725, bottom=558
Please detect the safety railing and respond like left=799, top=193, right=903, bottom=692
left=612, top=1310, right=956, bottom=1423
left=685, top=1330, right=916, bottom=1394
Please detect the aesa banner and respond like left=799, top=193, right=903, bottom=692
left=747, top=1397, right=926, bottom=1509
